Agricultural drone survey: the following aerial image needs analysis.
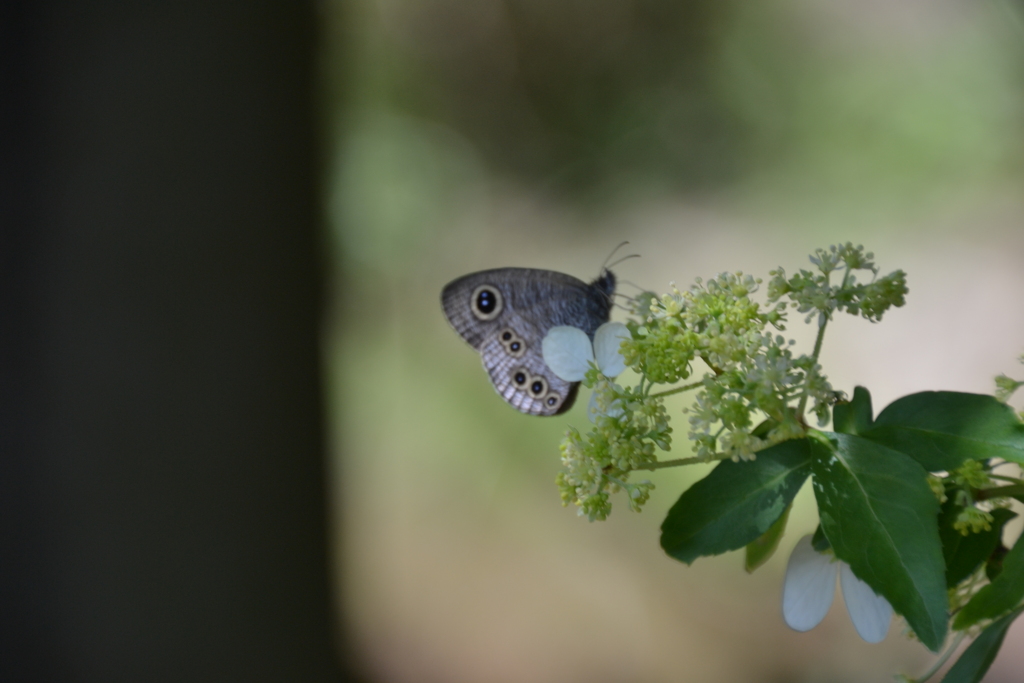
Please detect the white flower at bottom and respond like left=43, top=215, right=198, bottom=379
left=782, top=535, right=893, bottom=643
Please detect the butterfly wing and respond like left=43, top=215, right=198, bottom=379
left=440, top=268, right=612, bottom=416
left=478, top=319, right=579, bottom=416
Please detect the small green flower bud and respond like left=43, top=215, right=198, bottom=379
left=954, top=507, right=994, bottom=536
left=995, top=374, right=1023, bottom=403
left=926, top=475, right=948, bottom=503
left=953, top=460, right=991, bottom=490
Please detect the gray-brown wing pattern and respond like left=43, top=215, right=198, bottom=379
left=440, top=271, right=500, bottom=349
left=441, top=268, right=612, bottom=348
left=440, top=267, right=613, bottom=416
left=478, top=314, right=578, bottom=416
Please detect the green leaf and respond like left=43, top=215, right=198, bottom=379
left=661, top=439, right=812, bottom=565
left=941, top=607, right=1024, bottom=683
left=862, top=392, right=1024, bottom=471
left=811, top=523, right=831, bottom=552
left=940, top=503, right=1016, bottom=588
left=954, top=529, right=1024, bottom=630
left=745, top=503, right=791, bottom=573
left=811, top=433, right=948, bottom=651
left=833, top=386, right=873, bottom=435
left=987, top=545, right=1009, bottom=582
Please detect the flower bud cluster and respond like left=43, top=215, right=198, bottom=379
left=953, top=460, right=991, bottom=491
left=687, top=332, right=826, bottom=461
left=994, top=353, right=1024, bottom=405
left=949, top=461, right=1001, bottom=536
left=954, top=507, right=995, bottom=535
left=621, top=272, right=824, bottom=461
left=927, top=474, right=948, bottom=503
left=622, top=274, right=785, bottom=385
left=767, top=243, right=907, bottom=324
left=556, top=374, right=667, bottom=521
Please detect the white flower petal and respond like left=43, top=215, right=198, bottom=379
left=593, top=322, right=630, bottom=377
left=840, top=563, right=892, bottom=643
left=782, top=535, right=838, bottom=632
left=542, top=326, right=594, bottom=382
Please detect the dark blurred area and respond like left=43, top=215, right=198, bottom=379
left=2, top=3, right=349, bottom=681
left=368, top=0, right=742, bottom=195
left=332, top=0, right=751, bottom=203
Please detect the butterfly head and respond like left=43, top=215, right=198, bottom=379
left=590, top=269, right=616, bottom=305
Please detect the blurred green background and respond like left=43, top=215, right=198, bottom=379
left=321, top=1, right=1024, bottom=680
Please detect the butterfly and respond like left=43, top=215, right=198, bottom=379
left=441, top=267, right=616, bottom=416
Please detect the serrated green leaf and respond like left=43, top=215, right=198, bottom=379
left=811, top=433, right=948, bottom=651
left=833, top=386, right=873, bottom=435
left=661, top=439, right=812, bottom=565
left=940, top=503, right=1016, bottom=588
left=745, top=503, right=791, bottom=573
left=954, top=529, right=1024, bottom=630
left=941, top=607, right=1024, bottom=683
left=862, top=392, right=1024, bottom=471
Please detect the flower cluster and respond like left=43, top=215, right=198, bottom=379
left=547, top=244, right=909, bottom=516
left=686, top=332, right=821, bottom=461
left=767, top=243, right=908, bottom=325
left=952, top=459, right=991, bottom=491
left=954, top=507, right=995, bottom=536
left=949, top=460, right=999, bottom=535
left=545, top=322, right=666, bottom=520
left=994, top=353, right=1024, bottom=407
left=927, top=474, right=948, bottom=503
left=556, top=383, right=666, bottom=520
left=623, top=272, right=822, bottom=462
left=622, top=274, right=783, bottom=385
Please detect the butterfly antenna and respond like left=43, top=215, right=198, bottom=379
left=601, top=241, right=630, bottom=272
left=606, top=253, right=640, bottom=270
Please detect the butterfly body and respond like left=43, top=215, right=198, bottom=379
left=441, top=267, right=615, bottom=416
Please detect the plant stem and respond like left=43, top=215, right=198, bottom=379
left=912, top=631, right=967, bottom=683
left=636, top=452, right=734, bottom=470
left=649, top=381, right=704, bottom=399
left=607, top=475, right=628, bottom=489
left=796, top=318, right=829, bottom=417
left=975, top=484, right=1024, bottom=501
left=840, top=265, right=853, bottom=289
